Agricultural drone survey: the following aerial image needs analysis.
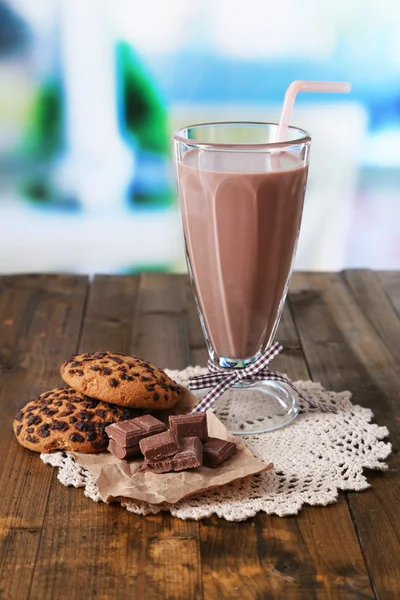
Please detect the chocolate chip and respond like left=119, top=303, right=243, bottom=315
left=28, top=415, right=42, bottom=426
left=42, top=408, right=57, bottom=416
left=26, top=434, right=38, bottom=443
left=140, top=376, right=150, bottom=382
left=109, top=356, right=123, bottom=364
left=59, top=411, right=73, bottom=417
left=41, top=392, right=52, bottom=399
left=118, top=366, right=127, bottom=373
left=26, top=427, right=34, bottom=433
left=69, top=370, right=76, bottom=375
left=86, top=432, right=97, bottom=442
left=93, top=352, right=107, bottom=359
left=164, top=394, right=168, bottom=401
left=95, top=409, right=107, bottom=418
left=16, top=425, right=23, bottom=435
left=121, top=373, right=133, bottom=381
left=69, top=416, right=77, bottom=423
left=70, top=433, right=84, bottom=443
left=132, top=371, right=140, bottom=376
left=71, top=361, right=82, bottom=367
left=146, top=384, right=155, bottom=391
left=54, top=400, right=63, bottom=407
left=90, top=366, right=101, bottom=372
left=75, top=421, right=92, bottom=432
left=110, top=378, right=119, bottom=388
left=75, top=369, right=84, bottom=376
left=84, top=400, right=98, bottom=409
left=53, top=420, right=69, bottom=431
left=153, top=392, right=160, bottom=401
left=15, top=411, right=23, bottom=422
left=39, top=424, right=50, bottom=437
left=103, top=367, right=112, bottom=376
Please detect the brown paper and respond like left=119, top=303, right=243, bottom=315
left=72, top=388, right=272, bottom=505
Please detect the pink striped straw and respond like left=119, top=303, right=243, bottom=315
left=276, top=80, right=351, bottom=142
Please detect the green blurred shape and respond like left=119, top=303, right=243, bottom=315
left=118, top=41, right=169, bottom=156
left=22, top=80, right=64, bottom=158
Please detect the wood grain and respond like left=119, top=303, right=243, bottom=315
left=187, top=287, right=374, bottom=599
left=30, top=274, right=202, bottom=600
left=289, top=270, right=400, bottom=599
left=0, top=275, right=88, bottom=600
left=378, top=271, right=400, bottom=317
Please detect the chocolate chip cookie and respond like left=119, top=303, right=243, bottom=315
left=60, top=352, right=181, bottom=409
left=13, top=388, right=138, bottom=453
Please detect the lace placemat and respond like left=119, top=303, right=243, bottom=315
left=41, top=367, right=391, bottom=521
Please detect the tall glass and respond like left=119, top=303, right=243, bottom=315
left=173, top=123, right=311, bottom=434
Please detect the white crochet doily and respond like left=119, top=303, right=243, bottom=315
left=41, top=367, right=391, bottom=521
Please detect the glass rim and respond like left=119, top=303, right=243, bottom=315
left=172, top=121, right=311, bottom=150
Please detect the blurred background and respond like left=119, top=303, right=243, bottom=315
left=0, top=0, right=399, bottom=274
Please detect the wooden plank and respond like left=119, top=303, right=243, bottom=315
left=30, top=274, right=202, bottom=600
left=185, top=285, right=374, bottom=599
left=343, top=270, right=400, bottom=363
left=0, top=275, right=88, bottom=600
left=133, top=275, right=202, bottom=600
left=378, top=271, right=400, bottom=317
left=289, top=271, right=400, bottom=599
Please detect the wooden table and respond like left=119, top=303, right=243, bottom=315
left=0, top=270, right=399, bottom=600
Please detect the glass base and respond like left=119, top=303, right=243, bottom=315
left=195, top=380, right=299, bottom=435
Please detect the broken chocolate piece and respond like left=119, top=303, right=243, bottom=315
left=108, top=439, right=141, bottom=460
left=139, top=430, right=180, bottom=461
left=169, top=413, right=208, bottom=441
left=105, top=415, right=166, bottom=447
left=202, top=437, right=237, bottom=467
left=144, top=437, right=203, bottom=473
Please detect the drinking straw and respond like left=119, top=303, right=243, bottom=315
left=276, top=80, right=351, bottom=142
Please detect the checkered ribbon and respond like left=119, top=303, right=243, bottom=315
left=189, top=342, right=335, bottom=414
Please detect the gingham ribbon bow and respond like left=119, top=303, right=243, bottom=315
left=189, top=342, right=335, bottom=414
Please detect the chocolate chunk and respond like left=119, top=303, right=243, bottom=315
left=146, top=384, right=155, bottom=391
left=77, top=410, right=94, bottom=421
left=121, top=373, right=133, bottom=381
left=42, top=408, right=57, bottom=417
left=144, top=437, right=203, bottom=473
left=16, top=425, right=23, bottom=436
left=39, top=424, right=50, bottom=438
left=118, top=366, right=127, bottom=373
left=75, top=421, right=91, bottom=432
left=41, top=392, right=52, bottom=399
left=86, top=432, right=97, bottom=442
left=69, top=416, right=77, bottom=423
left=70, top=433, right=84, bottom=443
left=84, top=400, right=98, bottom=409
left=103, top=367, right=112, bottom=376
left=202, top=437, right=237, bottom=467
left=139, top=430, right=180, bottom=461
left=108, top=439, right=141, bottom=459
left=105, top=415, right=166, bottom=447
left=95, top=409, right=106, bottom=418
left=59, top=411, right=72, bottom=418
left=53, top=420, right=69, bottom=431
left=15, top=411, right=23, bottom=422
left=153, top=392, right=160, bottom=401
left=109, top=378, right=119, bottom=388
left=169, top=413, right=208, bottom=441
left=109, top=356, right=123, bottom=364
left=68, top=370, right=76, bottom=375
left=75, top=369, right=84, bottom=376
left=26, top=427, right=34, bottom=433
left=90, top=366, right=101, bottom=372
left=140, top=376, right=150, bottom=382
left=71, top=361, right=82, bottom=367
left=93, top=352, right=106, bottom=359
left=28, top=415, right=42, bottom=426
left=26, top=434, right=38, bottom=443
left=54, top=401, right=63, bottom=407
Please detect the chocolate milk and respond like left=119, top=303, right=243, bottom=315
left=178, top=150, right=308, bottom=359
